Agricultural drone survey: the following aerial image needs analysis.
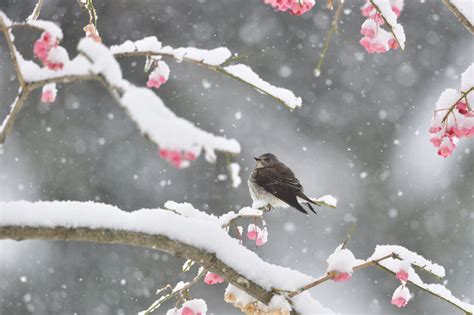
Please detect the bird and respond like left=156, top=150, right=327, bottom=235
left=248, top=153, right=318, bottom=215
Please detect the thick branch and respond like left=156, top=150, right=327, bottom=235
left=0, top=88, right=31, bottom=144
left=0, top=17, right=26, bottom=87
left=442, top=0, right=474, bottom=34
left=0, top=225, right=274, bottom=306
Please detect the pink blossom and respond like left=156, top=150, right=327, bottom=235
left=33, top=32, right=58, bottom=61
left=395, top=269, right=409, bottom=282
left=181, top=307, right=202, bottom=315
left=430, top=137, right=442, bottom=147
left=147, top=61, right=170, bottom=89
left=391, top=297, right=408, bottom=308
left=203, top=272, right=224, bottom=285
left=263, top=0, right=315, bottom=15
left=41, top=83, right=57, bottom=103
left=247, top=230, right=257, bottom=240
left=361, top=2, right=374, bottom=17
left=158, top=148, right=199, bottom=168
left=360, top=37, right=388, bottom=54
left=388, top=37, right=399, bottom=49
left=437, top=138, right=456, bottom=158
left=456, top=101, right=469, bottom=115
left=331, top=271, right=351, bottom=282
left=391, top=284, right=410, bottom=308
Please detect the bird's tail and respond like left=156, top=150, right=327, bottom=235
left=297, top=193, right=319, bottom=214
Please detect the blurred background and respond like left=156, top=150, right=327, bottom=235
left=0, top=0, right=472, bottom=314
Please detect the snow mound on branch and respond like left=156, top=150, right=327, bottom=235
left=224, top=64, right=302, bottom=109
left=27, top=20, right=63, bottom=40
left=326, top=245, right=359, bottom=274
left=0, top=201, right=317, bottom=292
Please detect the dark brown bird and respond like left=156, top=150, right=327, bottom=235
left=248, top=153, right=318, bottom=215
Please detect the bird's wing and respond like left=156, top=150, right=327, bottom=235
left=254, top=167, right=309, bottom=214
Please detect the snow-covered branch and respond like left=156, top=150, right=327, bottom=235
left=111, top=38, right=302, bottom=110
left=0, top=10, right=302, bottom=168
left=0, top=201, right=332, bottom=315
left=442, top=0, right=474, bottom=34
left=1, top=201, right=472, bottom=314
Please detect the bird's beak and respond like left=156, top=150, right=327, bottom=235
left=254, top=157, right=260, bottom=161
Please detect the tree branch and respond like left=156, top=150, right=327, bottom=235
left=0, top=88, right=31, bottom=144
left=0, top=225, right=275, bottom=306
left=0, top=16, right=26, bottom=87
left=442, top=0, right=474, bottom=34
left=27, top=0, right=45, bottom=22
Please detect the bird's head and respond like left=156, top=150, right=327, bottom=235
left=254, top=153, right=278, bottom=168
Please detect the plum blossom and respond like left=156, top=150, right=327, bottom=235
left=41, top=83, right=57, bottom=103
left=391, top=285, right=410, bottom=308
left=263, top=0, right=315, bottom=16
left=246, top=224, right=268, bottom=246
left=147, top=60, right=170, bottom=89
left=167, top=299, right=207, bottom=315
left=158, top=148, right=198, bottom=169
left=359, top=0, right=404, bottom=54
left=33, top=31, right=68, bottom=70
left=429, top=64, right=474, bottom=157
left=326, top=245, right=357, bottom=282
left=396, top=269, right=409, bottom=282
left=203, top=272, right=224, bottom=285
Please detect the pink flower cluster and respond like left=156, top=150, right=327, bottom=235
left=41, top=83, right=57, bottom=103
left=147, top=60, right=170, bottom=89
left=246, top=224, right=268, bottom=246
left=203, top=272, right=224, bottom=285
left=180, top=307, right=202, bottom=315
left=359, top=0, right=403, bottom=54
left=159, top=148, right=198, bottom=169
left=263, top=0, right=315, bottom=16
left=430, top=93, right=473, bottom=158
left=33, top=32, right=68, bottom=70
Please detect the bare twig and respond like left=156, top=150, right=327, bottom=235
left=27, top=0, right=45, bottom=22
left=142, top=268, right=207, bottom=314
left=114, top=51, right=296, bottom=109
left=288, top=253, right=396, bottom=298
left=442, top=0, right=474, bottom=34
left=314, top=0, right=345, bottom=77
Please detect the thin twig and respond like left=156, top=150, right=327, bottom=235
left=287, top=252, right=396, bottom=298
left=440, top=87, right=473, bottom=124
left=143, top=268, right=207, bottom=315
left=442, top=0, right=474, bottom=34
left=314, top=0, right=345, bottom=77
left=27, top=0, right=45, bottom=22
left=114, top=51, right=296, bottom=109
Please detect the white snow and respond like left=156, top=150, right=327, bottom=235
left=367, top=245, right=445, bottom=277
left=0, top=201, right=316, bottom=292
left=461, top=62, right=474, bottom=92
left=26, top=20, right=64, bottom=39
left=0, top=10, right=12, bottom=26
left=314, top=194, right=338, bottom=207
left=326, top=245, right=359, bottom=273
left=166, top=298, right=207, bottom=315
left=224, top=64, right=302, bottom=109
left=228, top=162, right=241, bottom=188
left=451, top=0, right=474, bottom=26
left=120, top=86, right=240, bottom=160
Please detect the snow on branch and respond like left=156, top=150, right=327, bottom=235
left=1, top=201, right=472, bottom=314
left=0, top=201, right=332, bottom=315
left=0, top=11, right=240, bottom=167
left=111, top=37, right=302, bottom=109
left=443, top=0, right=474, bottom=34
